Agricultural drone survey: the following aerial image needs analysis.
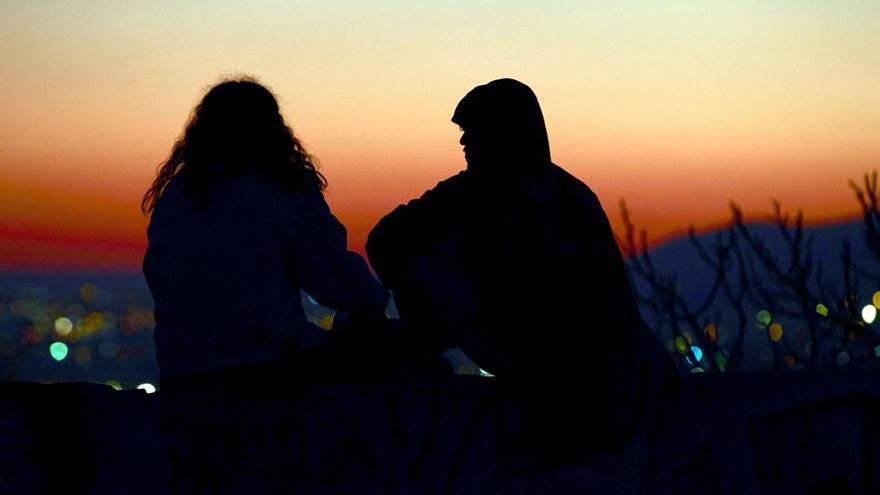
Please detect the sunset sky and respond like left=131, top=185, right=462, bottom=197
left=2, top=1, right=879, bottom=271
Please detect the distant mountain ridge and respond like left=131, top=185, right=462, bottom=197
left=627, top=217, right=879, bottom=371
left=631, top=218, right=873, bottom=309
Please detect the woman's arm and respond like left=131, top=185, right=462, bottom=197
left=284, top=190, right=389, bottom=317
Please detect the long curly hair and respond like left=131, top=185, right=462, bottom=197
left=142, top=77, right=326, bottom=213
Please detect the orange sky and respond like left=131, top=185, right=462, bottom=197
left=2, top=1, right=879, bottom=272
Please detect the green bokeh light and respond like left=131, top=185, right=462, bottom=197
left=755, top=310, right=772, bottom=326
left=49, top=342, right=68, bottom=361
left=714, top=352, right=728, bottom=372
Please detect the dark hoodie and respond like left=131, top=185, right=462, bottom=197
left=367, top=80, right=677, bottom=426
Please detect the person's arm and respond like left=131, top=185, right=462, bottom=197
left=284, top=190, right=389, bottom=317
left=366, top=172, right=470, bottom=287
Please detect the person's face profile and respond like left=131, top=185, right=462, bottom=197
left=458, top=124, right=494, bottom=171
left=458, top=127, right=474, bottom=164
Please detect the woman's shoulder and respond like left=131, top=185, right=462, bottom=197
left=152, top=172, right=325, bottom=223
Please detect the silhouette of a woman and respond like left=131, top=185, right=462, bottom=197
left=142, top=78, right=388, bottom=388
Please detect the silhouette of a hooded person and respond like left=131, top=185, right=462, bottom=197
left=368, top=80, right=676, bottom=463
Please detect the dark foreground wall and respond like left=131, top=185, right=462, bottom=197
left=1, top=372, right=878, bottom=494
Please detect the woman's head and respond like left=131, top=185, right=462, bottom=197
left=142, top=77, right=326, bottom=213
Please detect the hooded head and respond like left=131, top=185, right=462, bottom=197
left=452, top=79, right=551, bottom=174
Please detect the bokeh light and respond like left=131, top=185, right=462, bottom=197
left=690, top=345, right=703, bottom=362
left=49, top=342, right=69, bottom=361
left=82, top=312, right=105, bottom=334
left=769, top=323, right=784, bottom=342
left=873, top=291, right=880, bottom=308
left=836, top=351, right=851, bottom=367
left=317, top=314, right=334, bottom=330
left=755, top=310, right=772, bottom=327
left=703, top=324, right=717, bottom=344
left=79, top=283, right=98, bottom=302
left=862, top=304, right=877, bottom=324
left=54, top=317, right=73, bottom=336
left=105, top=380, right=122, bottom=391
left=815, top=303, right=829, bottom=317
left=21, top=326, right=40, bottom=344
left=137, top=383, right=157, bottom=394
left=714, top=352, right=729, bottom=372
left=674, top=336, right=688, bottom=354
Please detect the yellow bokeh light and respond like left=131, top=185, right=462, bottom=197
left=769, top=323, right=784, bottom=342
left=54, top=317, right=73, bottom=336
left=313, top=313, right=335, bottom=330
left=873, top=291, right=880, bottom=308
left=82, top=312, right=104, bottom=334
left=674, top=336, right=688, bottom=354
